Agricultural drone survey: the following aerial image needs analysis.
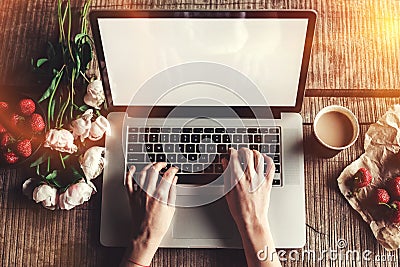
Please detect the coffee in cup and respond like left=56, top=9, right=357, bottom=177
left=313, top=105, right=359, bottom=151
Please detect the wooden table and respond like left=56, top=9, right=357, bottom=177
left=1, top=0, right=400, bottom=266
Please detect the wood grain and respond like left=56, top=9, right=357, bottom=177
left=0, top=0, right=399, bottom=90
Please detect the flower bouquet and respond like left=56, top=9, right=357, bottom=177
left=22, top=0, right=110, bottom=210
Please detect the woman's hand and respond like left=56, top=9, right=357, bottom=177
left=122, top=163, right=178, bottom=267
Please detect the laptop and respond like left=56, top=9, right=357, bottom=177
left=90, top=10, right=316, bottom=248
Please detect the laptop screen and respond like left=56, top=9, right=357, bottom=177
left=92, top=11, right=316, bottom=112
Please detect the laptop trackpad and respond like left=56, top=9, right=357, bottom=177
left=173, top=198, right=236, bottom=239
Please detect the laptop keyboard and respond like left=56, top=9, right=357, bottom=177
left=126, top=127, right=282, bottom=186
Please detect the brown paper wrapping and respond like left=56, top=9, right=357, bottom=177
left=337, top=105, right=400, bottom=251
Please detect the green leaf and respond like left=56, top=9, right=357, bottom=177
left=36, top=58, right=48, bottom=68
left=78, top=104, right=89, bottom=112
left=38, top=73, right=58, bottom=103
left=45, top=170, right=58, bottom=181
left=71, top=167, right=84, bottom=180
left=30, top=154, right=48, bottom=168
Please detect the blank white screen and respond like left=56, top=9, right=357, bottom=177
left=98, top=18, right=308, bottom=106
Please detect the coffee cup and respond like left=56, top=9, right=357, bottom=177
left=313, top=105, right=359, bottom=151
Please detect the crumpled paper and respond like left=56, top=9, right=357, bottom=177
left=337, top=105, right=400, bottom=251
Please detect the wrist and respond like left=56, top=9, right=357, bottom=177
left=127, top=233, right=159, bottom=266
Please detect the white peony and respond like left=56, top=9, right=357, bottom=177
left=70, top=109, right=93, bottom=142
left=84, top=80, right=105, bottom=109
left=79, top=146, right=105, bottom=180
left=89, top=115, right=111, bottom=141
left=44, top=129, right=78, bottom=154
left=33, top=184, right=58, bottom=210
left=59, top=179, right=96, bottom=210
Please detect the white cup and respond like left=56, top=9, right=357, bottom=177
left=313, top=105, right=359, bottom=151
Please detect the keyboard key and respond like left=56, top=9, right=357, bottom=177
left=150, top=128, right=160, bottom=133
left=260, top=145, right=269, bottom=153
left=196, top=144, right=206, bottom=153
left=172, top=128, right=181, bottom=133
left=233, top=135, right=242, bottom=143
left=247, top=128, right=257, bottom=133
left=182, top=128, right=192, bottom=133
left=185, top=144, right=195, bottom=153
left=177, top=154, right=187, bottom=163
left=270, top=145, right=280, bottom=153
left=154, top=144, right=163, bottom=152
left=139, top=127, right=150, bottom=133
left=128, top=134, right=138, bottom=142
left=161, top=128, right=171, bottom=133
left=128, top=127, right=139, bottom=133
left=127, top=154, right=144, bottom=162
left=228, top=144, right=238, bottom=150
left=272, top=179, right=281, bottom=186
left=144, top=144, right=153, bottom=152
left=128, top=144, right=143, bottom=153
left=272, top=155, right=280, bottom=163
left=193, top=164, right=204, bottom=172
left=254, top=135, right=262, bottom=143
left=182, top=164, right=192, bottom=173
left=149, top=134, right=159, bottom=142
left=269, top=128, right=280, bottom=134
left=260, top=128, right=269, bottom=133
left=207, top=144, right=216, bottom=153
left=249, top=144, right=259, bottom=150
left=215, top=164, right=224, bottom=173
left=204, top=164, right=214, bottom=173
left=191, top=134, right=201, bottom=143
left=212, top=135, right=221, bottom=143
left=166, top=154, right=176, bottom=162
left=264, top=135, right=279, bottom=143
left=176, top=144, right=185, bottom=153
left=147, top=154, right=156, bottom=162
left=164, top=144, right=174, bottom=152
left=215, top=128, right=225, bottom=133
left=193, top=128, right=203, bottom=133
left=217, top=144, right=227, bottom=153
left=226, top=128, right=236, bottom=133
left=156, top=154, right=166, bottom=162
left=180, top=134, right=190, bottom=143
left=223, top=134, right=231, bottom=143
left=199, top=154, right=208, bottom=163
left=204, top=128, right=214, bottom=133
left=170, top=134, right=179, bottom=142
left=160, top=134, right=169, bottom=142
left=275, top=164, right=281, bottom=173
left=139, top=134, right=148, bottom=142
left=172, top=163, right=181, bottom=170
left=243, top=135, right=253, bottom=143
left=236, top=128, right=246, bottom=133
left=201, top=134, right=212, bottom=143
left=210, top=154, right=219, bottom=163
left=188, top=154, right=198, bottom=161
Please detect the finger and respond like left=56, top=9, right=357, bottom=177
left=136, top=163, right=153, bottom=190
left=125, top=165, right=136, bottom=194
left=168, top=176, right=178, bottom=206
left=228, top=148, right=244, bottom=186
left=263, top=154, right=275, bottom=186
left=238, top=147, right=256, bottom=180
left=222, top=157, right=232, bottom=193
left=249, top=150, right=266, bottom=193
left=156, top=166, right=179, bottom=203
left=146, top=162, right=167, bottom=195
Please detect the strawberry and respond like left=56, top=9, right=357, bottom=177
left=387, top=177, right=400, bottom=199
left=388, top=201, right=400, bottom=223
left=0, top=101, right=8, bottom=112
left=372, top=188, right=390, bottom=205
left=18, top=98, right=35, bottom=116
left=353, top=168, right=372, bottom=188
left=16, top=139, right=32, bottom=158
left=30, top=113, right=45, bottom=133
left=3, top=151, right=19, bottom=164
left=0, top=133, right=12, bottom=150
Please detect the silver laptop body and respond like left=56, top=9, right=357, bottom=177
left=90, top=10, right=316, bottom=248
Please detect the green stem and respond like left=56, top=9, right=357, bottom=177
left=57, top=84, right=71, bottom=128
left=67, top=0, right=75, bottom=62
left=47, top=157, right=51, bottom=173
left=59, top=152, right=66, bottom=169
left=47, top=65, right=65, bottom=130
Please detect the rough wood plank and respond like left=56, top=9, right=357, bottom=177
left=0, top=0, right=399, bottom=90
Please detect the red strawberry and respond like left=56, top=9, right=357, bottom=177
left=0, top=133, right=12, bottom=150
left=0, top=123, right=6, bottom=133
left=16, top=139, right=32, bottom=157
left=18, top=98, right=35, bottom=116
left=3, top=151, right=19, bottom=164
left=388, top=201, right=400, bottom=223
left=372, top=188, right=390, bottom=205
left=353, top=168, right=372, bottom=188
left=30, top=113, right=45, bottom=133
left=0, top=101, right=8, bottom=112
left=387, top=177, right=400, bottom=199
